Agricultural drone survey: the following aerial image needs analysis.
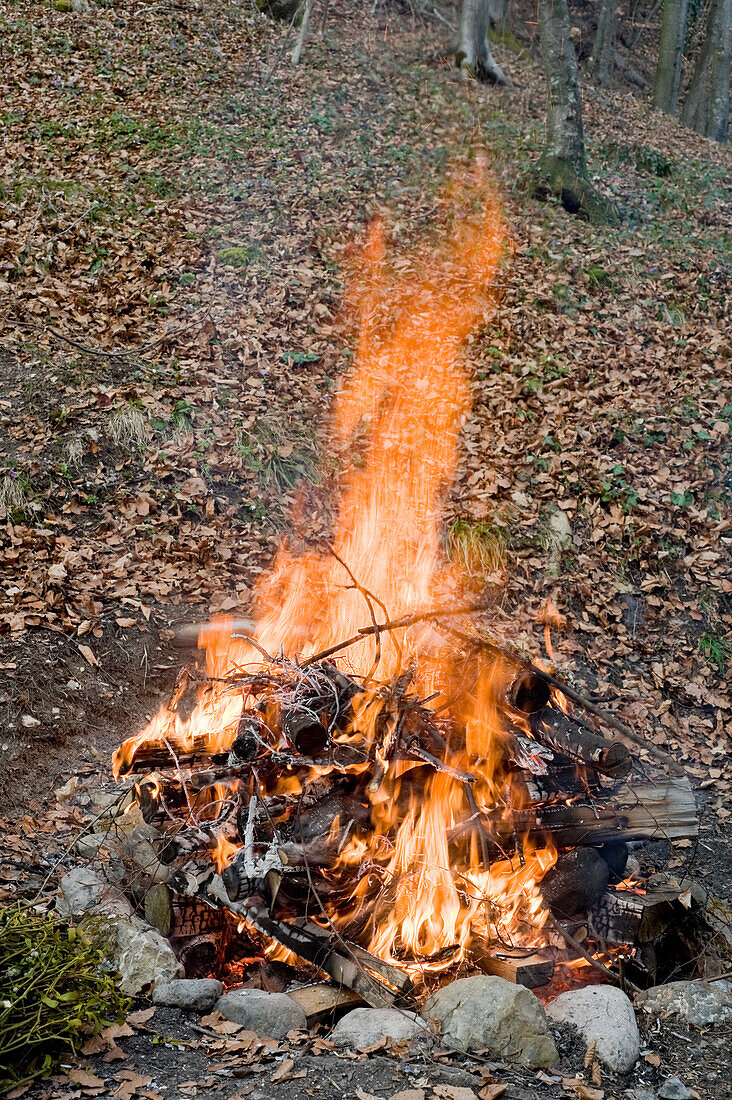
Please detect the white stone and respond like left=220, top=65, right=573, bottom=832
left=636, top=979, right=732, bottom=1027
left=21, top=714, right=41, bottom=728
left=546, top=985, right=639, bottom=1073
left=216, top=989, right=307, bottom=1038
left=153, top=978, right=223, bottom=1011
left=547, top=509, right=573, bottom=550
left=421, top=975, right=557, bottom=1068
left=57, top=866, right=132, bottom=920
left=330, top=1008, right=430, bottom=1049
left=83, top=911, right=184, bottom=996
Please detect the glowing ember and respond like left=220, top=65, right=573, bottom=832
left=113, top=170, right=558, bottom=974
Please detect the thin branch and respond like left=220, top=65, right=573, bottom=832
left=330, top=550, right=391, bottom=685
left=302, top=601, right=488, bottom=666
left=547, top=913, right=641, bottom=994
left=13, top=319, right=189, bottom=359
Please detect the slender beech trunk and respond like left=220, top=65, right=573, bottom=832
left=457, top=0, right=510, bottom=84
left=540, top=0, right=586, bottom=173
left=291, top=0, right=315, bottom=65
left=592, top=0, right=617, bottom=85
left=536, top=0, right=615, bottom=222
left=653, top=0, right=688, bottom=113
left=682, top=0, right=731, bottom=141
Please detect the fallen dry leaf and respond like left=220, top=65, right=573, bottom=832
left=77, top=643, right=98, bottom=667
left=478, top=1085, right=508, bottom=1100
left=125, top=1007, right=156, bottom=1027
left=68, top=1067, right=106, bottom=1088
left=433, top=1087, right=478, bottom=1100
left=562, top=1078, right=603, bottom=1100
left=54, top=775, right=78, bottom=801
left=270, top=1058, right=295, bottom=1082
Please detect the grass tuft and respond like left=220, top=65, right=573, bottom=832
left=235, top=416, right=320, bottom=494
left=106, top=406, right=149, bottom=451
left=445, top=518, right=506, bottom=580
left=0, top=472, right=31, bottom=518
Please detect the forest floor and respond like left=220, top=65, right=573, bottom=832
left=1, top=0, right=731, bottom=1096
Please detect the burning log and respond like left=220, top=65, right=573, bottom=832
left=472, top=946, right=555, bottom=988
left=588, top=879, right=702, bottom=946
left=540, top=848, right=611, bottom=917
left=281, top=709, right=329, bottom=755
left=531, top=777, right=697, bottom=845
left=204, top=876, right=408, bottom=1008
left=528, top=705, right=632, bottom=779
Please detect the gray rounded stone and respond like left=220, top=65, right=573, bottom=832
left=82, top=911, right=183, bottom=996
left=215, top=989, right=307, bottom=1038
left=421, top=975, right=557, bottom=1068
left=658, top=1077, right=694, bottom=1100
left=153, top=978, right=224, bottom=1012
left=546, top=985, right=639, bottom=1073
left=331, top=1008, right=430, bottom=1049
left=636, top=979, right=732, bottom=1027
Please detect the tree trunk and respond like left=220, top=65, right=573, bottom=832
left=540, top=0, right=586, bottom=170
left=682, top=0, right=731, bottom=142
left=291, top=0, right=315, bottom=66
left=708, top=0, right=732, bottom=141
left=592, top=0, right=617, bottom=85
left=653, top=0, right=688, bottom=113
left=457, top=0, right=510, bottom=84
left=535, top=0, right=614, bottom=222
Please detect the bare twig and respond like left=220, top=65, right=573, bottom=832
left=303, top=601, right=488, bottom=666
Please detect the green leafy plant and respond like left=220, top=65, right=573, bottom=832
left=599, top=464, right=638, bottom=510
left=0, top=903, right=128, bottom=1090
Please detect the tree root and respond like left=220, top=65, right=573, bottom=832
left=531, top=155, right=619, bottom=225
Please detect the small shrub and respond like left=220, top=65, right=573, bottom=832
left=636, top=147, right=673, bottom=177
left=0, top=903, right=128, bottom=1090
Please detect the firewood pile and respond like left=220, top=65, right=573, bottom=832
left=107, top=613, right=700, bottom=1007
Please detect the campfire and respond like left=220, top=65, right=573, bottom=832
left=107, top=179, right=698, bottom=1008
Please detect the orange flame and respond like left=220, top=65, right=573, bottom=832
left=113, top=169, right=557, bottom=969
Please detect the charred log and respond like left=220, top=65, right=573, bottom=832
left=529, top=706, right=632, bottom=778
left=540, top=847, right=610, bottom=918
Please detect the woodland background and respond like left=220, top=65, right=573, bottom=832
left=0, top=0, right=729, bottom=893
